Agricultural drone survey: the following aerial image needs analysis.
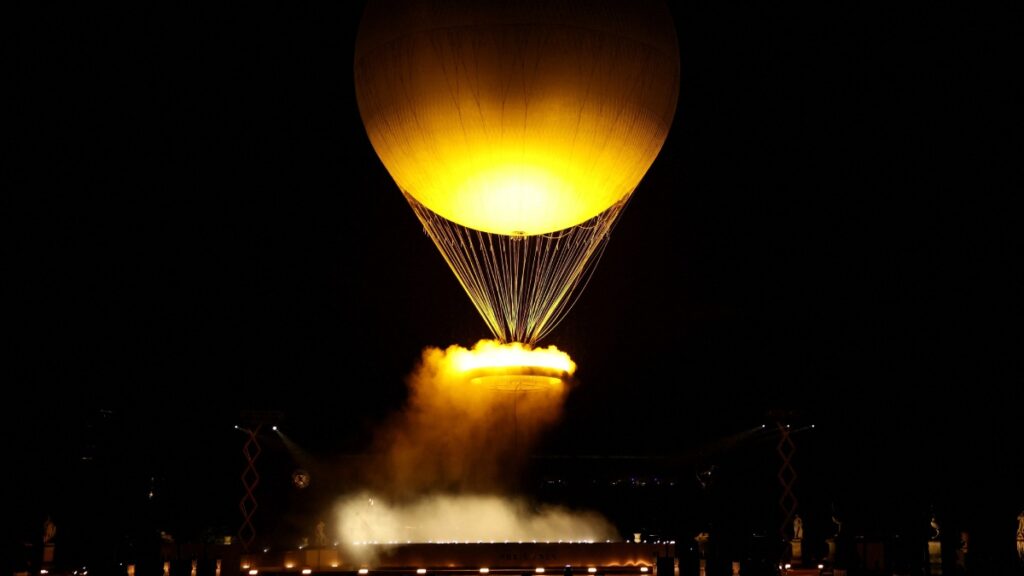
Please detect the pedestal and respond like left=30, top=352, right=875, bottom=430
left=790, top=540, right=803, bottom=566
left=698, top=559, right=706, bottom=576
left=731, top=561, right=740, bottom=575
left=928, top=540, right=942, bottom=575
left=826, top=538, right=836, bottom=563
left=42, top=543, right=55, bottom=565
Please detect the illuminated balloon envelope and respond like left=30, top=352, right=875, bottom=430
left=355, top=0, right=679, bottom=343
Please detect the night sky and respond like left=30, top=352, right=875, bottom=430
left=8, top=0, right=1020, bottom=569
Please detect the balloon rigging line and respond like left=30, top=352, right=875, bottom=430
left=406, top=191, right=626, bottom=344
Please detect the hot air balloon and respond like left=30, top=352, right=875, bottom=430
left=355, top=0, right=679, bottom=344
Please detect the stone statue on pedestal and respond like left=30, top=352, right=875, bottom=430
left=694, top=531, right=710, bottom=557
left=1016, top=510, right=1023, bottom=562
left=955, top=530, right=970, bottom=572
left=43, top=517, right=56, bottom=544
left=42, top=516, right=57, bottom=565
left=315, top=520, right=328, bottom=547
left=927, top=514, right=942, bottom=575
left=694, top=532, right=710, bottom=576
left=789, top=515, right=804, bottom=566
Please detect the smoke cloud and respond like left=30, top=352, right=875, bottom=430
left=372, top=341, right=570, bottom=497
left=334, top=341, right=614, bottom=553
left=336, top=492, right=616, bottom=545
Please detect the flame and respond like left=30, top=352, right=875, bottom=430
left=450, top=340, right=576, bottom=377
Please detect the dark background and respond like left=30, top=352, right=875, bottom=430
left=7, top=0, right=1020, bottom=572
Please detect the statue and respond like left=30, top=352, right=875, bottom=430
left=953, top=529, right=971, bottom=573
left=792, top=514, right=804, bottom=541
left=315, top=520, right=328, bottom=547
left=1016, top=510, right=1024, bottom=562
left=825, top=511, right=842, bottom=563
left=831, top=513, right=843, bottom=537
left=43, top=516, right=57, bottom=544
left=694, top=532, right=710, bottom=559
left=930, top=515, right=941, bottom=540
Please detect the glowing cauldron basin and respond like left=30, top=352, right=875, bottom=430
left=450, top=341, right=575, bottom=391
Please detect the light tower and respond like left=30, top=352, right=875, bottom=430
left=235, top=410, right=283, bottom=552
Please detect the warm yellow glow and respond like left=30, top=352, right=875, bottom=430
left=302, top=570, right=313, bottom=575
left=536, top=569, right=545, bottom=574
left=480, top=570, right=489, bottom=574
left=450, top=340, right=575, bottom=378
left=284, top=564, right=295, bottom=569
left=248, top=571, right=258, bottom=576
left=417, top=570, right=427, bottom=575
left=357, top=570, right=368, bottom=575
left=588, top=569, right=597, bottom=574
left=388, top=144, right=639, bottom=235
left=355, top=2, right=679, bottom=236
left=640, top=569, right=649, bottom=573
left=337, top=494, right=614, bottom=547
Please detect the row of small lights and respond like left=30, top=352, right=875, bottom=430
left=245, top=568, right=651, bottom=575
left=242, top=539, right=675, bottom=574
left=778, top=563, right=825, bottom=571
left=350, top=540, right=599, bottom=545
left=347, top=540, right=674, bottom=546
left=260, top=540, right=674, bottom=554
